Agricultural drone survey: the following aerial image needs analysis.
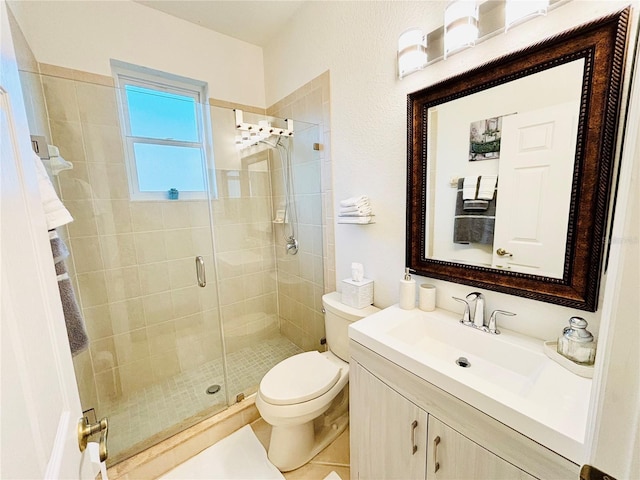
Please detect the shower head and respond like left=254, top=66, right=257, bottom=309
left=258, top=138, right=279, bottom=148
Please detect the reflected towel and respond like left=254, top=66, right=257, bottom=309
left=477, top=175, right=498, bottom=200
left=33, top=151, right=73, bottom=229
left=453, top=216, right=495, bottom=244
left=42, top=154, right=73, bottom=176
left=463, top=199, right=489, bottom=211
left=454, top=181, right=496, bottom=245
left=50, top=230, right=88, bottom=356
left=462, top=176, right=479, bottom=200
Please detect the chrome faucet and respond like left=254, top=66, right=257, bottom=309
left=452, top=292, right=485, bottom=328
left=453, top=293, right=515, bottom=335
left=466, top=292, right=485, bottom=329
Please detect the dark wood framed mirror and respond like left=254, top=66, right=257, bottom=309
left=406, top=8, right=630, bottom=311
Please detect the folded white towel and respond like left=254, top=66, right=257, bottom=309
left=477, top=175, right=498, bottom=200
left=323, top=472, right=342, bottom=480
left=339, top=211, right=373, bottom=217
left=462, top=176, right=479, bottom=200
left=339, top=195, right=369, bottom=208
left=339, top=205, right=360, bottom=213
left=339, top=205, right=372, bottom=216
left=33, top=151, right=73, bottom=229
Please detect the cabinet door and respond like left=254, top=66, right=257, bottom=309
left=426, top=417, right=535, bottom=480
left=350, top=362, right=428, bottom=480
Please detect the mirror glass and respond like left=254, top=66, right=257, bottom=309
left=425, top=59, right=584, bottom=278
left=407, top=9, right=630, bottom=311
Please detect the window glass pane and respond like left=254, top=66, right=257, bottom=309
left=133, top=143, right=205, bottom=192
left=126, top=85, right=199, bottom=142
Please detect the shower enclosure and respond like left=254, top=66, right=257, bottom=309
left=26, top=71, right=324, bottom=465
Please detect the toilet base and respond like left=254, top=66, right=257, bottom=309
left=266, top=389, right=350, bottom=472
left=267, top=409, right=349, bottom=472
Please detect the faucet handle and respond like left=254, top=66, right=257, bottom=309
left=452, top=297, right=473, bottom=325
left=488, top=310, right=516, bottom=335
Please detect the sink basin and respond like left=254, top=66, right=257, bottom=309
left=386, top=311, right=549, bottom=396
left=349, top=305, right=592, bottom=463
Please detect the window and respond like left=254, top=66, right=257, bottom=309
left=112, top=61, right=213, bottom=200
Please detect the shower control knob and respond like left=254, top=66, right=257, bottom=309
left=285, top=237, right=299, bottom=255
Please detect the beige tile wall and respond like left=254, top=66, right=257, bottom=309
left=267, top=71, right=334, bottom=351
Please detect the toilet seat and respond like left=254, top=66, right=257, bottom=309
left=259, top=351, right=341, bottom=406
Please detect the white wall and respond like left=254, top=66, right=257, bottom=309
left=264, top=0, right=637, bottom=342
left=7, top=0, right=266, bottom=108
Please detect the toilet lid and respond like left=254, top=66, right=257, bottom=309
left=260, top=351, right=341, bottom=406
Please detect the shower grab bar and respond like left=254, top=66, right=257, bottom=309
left=195, top=256, right=206, bottom=287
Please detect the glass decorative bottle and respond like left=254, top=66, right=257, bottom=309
left=557, top=316, right=596, bottom=365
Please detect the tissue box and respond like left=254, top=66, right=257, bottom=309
left=341, top=278, right=374, bottom=308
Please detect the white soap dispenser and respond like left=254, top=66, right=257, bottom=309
left=399, top=268, right=416, bottom=310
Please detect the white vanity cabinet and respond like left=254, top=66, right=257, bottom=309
left=349, top=340, right=580, bottom=480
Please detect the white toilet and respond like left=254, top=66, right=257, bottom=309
left=256, top=292, right=380, bottom=472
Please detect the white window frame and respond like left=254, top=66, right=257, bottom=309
left=112, top=60, right=215, bottom=201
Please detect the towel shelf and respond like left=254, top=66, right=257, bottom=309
left=337, top=216, right=375, bottom=225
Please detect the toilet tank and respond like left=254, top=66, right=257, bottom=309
left=322, top=292, right=380, bottom=361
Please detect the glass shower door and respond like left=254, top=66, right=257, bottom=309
left=35, top=73, right=229, bottom=464
left=208, top=106, right=322, bottom=403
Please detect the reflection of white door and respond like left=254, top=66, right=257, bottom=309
left=492, top=102, right=578, bottom=277
left=1, top=3, right=95, bottom=478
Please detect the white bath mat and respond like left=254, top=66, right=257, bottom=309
left=323, top=471, right=342, bottom=480
left=160, top=425, right=284, bottom=479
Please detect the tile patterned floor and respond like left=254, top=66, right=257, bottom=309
left=104, top=334, right=302, bottom=465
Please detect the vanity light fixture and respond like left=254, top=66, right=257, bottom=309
left=505, top=0, right=549, bottom=31
left=398, top=28, right=428, bottom=79
left=444, top=0, right=479, bottom=59
left=397, top=0, right=569, bottom=79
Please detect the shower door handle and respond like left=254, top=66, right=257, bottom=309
left=195, top=256, right=206, bottom=287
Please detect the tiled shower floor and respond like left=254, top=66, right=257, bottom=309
left=104, top=334, right=302, bottom=465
